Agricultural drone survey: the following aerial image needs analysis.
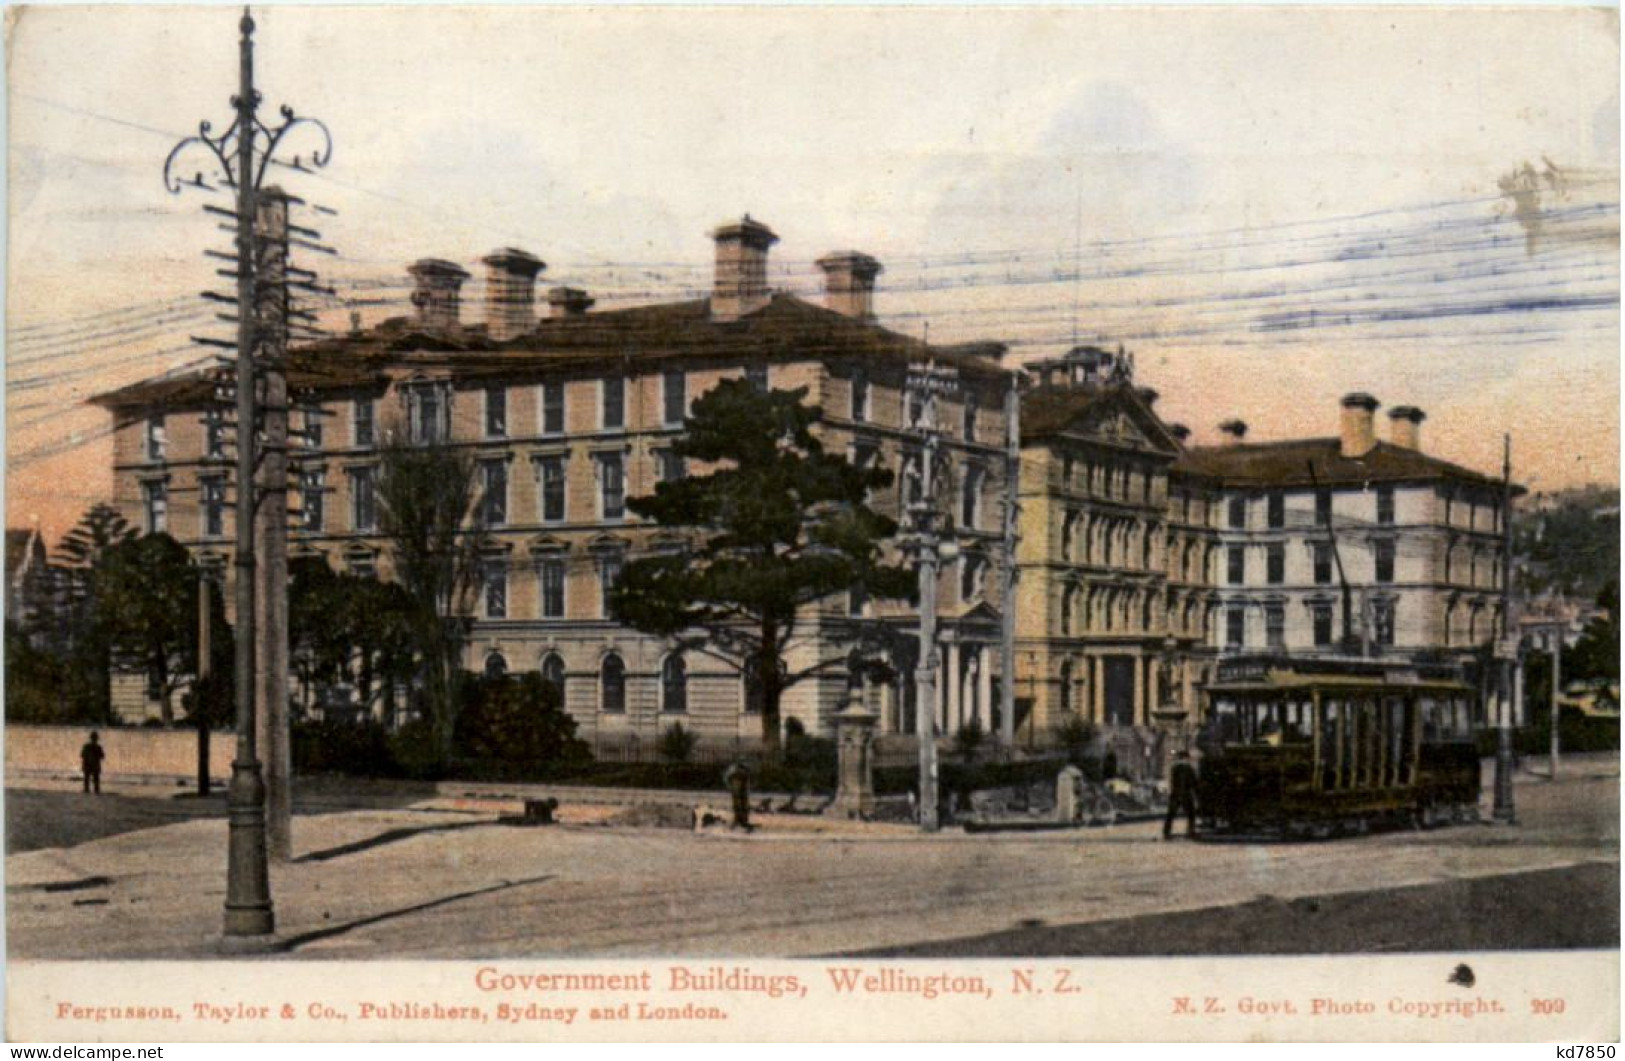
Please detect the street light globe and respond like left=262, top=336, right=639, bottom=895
left=937, top=539, right=961, bottom=563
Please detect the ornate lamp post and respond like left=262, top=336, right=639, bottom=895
left=163, top=7, right=331, bottom=939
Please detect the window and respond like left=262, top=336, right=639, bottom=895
left=1265, top=604, right=1285, bottom=649
left=485, top=386, right=507, bottom=438
left=1267, top=492, right=1284, bottom=529
left=479, top=460, right=508, bottom=527
left=745, top=363, right=769, bottom=393
left=349, top=468, right=376, bottom=532
left=1312, top=603, right=1334, bottom=646
left=744, top=668, right=765, bottom=715
left=1058, top=660, right=1074, bottom=717
left=541, top=653, right=566, bottom=706
left=540, top=382, right=565, bottom=436
left=1227, top=496, right=1247, bottom=529
left=483, top=652, right=508, bottom=679
left=1374, top=538, right=1395, bottom=583
left=902, top=453, right=924, bottom=508
left=598, top=553, right=623, bottom=619
left=1376, top=486, right=1395, bottom=525
left=960, top=555, right=986, bottom=603
left=960, top=467, right=982, bottom=529
left=1373, top=599, right=1396, bottom=646
left=300, top=470, right=325, bottom=532
left=1266, top=542, right=1285, bottom=585
left=850, top=368, right=869, bottom=422
left=601, top=377, right=624, bottom=431
left=600, top=654, right=626, bottom=713
left=201, top=477, right=226, bottom=538
left=353, top=398, right=375, bottom=447
left=1313, top=542, right=1333, bottom=584
left=483, top=562, right=508, bottom=619
left=1227, top=545, right=1246, bottom=585
left=656, top=449, right=686, bottom=484
left=348, top=554, right=376, bottom=580
left=145, top=415, right=166, bottom=461
left=407, top=383, right=448, bottom=444
left=598, top=453, right=625, bottom=520
left=962, top=393, right=978, bottom=442
left=203, top=410, right=226, bottom=459
left=1315, top=489, right=1333, bottom=527
left=538, top=557, right=565, bottom=618
left=537, top=456, right=566, bottom=523
left=662, top=370, right=686, bottom=426
left=302, top=405, right=324, bottom=450
left=906, top=389, right=926, bottom=429
left=1060, top=585, right=1078, bottom=636
left=1226, top=606, right=1245, bottom=648
left=661, top=654, right=687, bottom=713
left=847, top=582, right=867, bottom=617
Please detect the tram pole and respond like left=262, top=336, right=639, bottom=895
left=1492, top=433, right=1517, bottom=824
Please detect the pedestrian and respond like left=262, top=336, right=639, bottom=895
left=80, top=731, right=105, bottom=795
left=723, top=759, right=753, bottom=832
left=1163, top=748, right=1198, bottom=840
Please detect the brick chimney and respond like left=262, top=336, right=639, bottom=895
left=1218, top=419, right=1248, bottom=446
left=1339, top=392, right=1379, bottom=458
left=482, top=248, right=545, bottom=342
left=1388, top=405, right=1426, bottom=450
left=408, top=258, right=471, bottom=334
left=815, top=251, right=882, bottom=320
left=547, top=286, right=595, bottom=319
left=711, top=215, right=779, bottom=322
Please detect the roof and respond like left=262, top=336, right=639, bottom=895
left=1173, top=437, right=1516, bottom=492
left=90, top=293, right=1010, bottom=410
left=1020, top=382, right=1183, bottom=456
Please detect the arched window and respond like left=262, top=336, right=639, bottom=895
left=541, top=652, right=566, bottom=707
left=1061, top=585, right=1078, bottom=636
left=483, top=651, right=508, bottom=678
left=661, top=654, right=688, bottom=714
left=600, top=653, right=626, bottom=714
left=1059, top=660, right=1074, bottom=717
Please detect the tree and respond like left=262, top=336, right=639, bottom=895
left=375, top=429, right=490, bottom=764
left=51, top=503, right=137, bottom=720
left=1567, top=580, right=1620, bottom=691
left=288, top=555, right=418, bottom=725
left=94, top=533, right=200, bottom=725
left=612, top=380, right=914, bottom=758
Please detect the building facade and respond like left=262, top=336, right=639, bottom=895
left=94, top=218, right=1018, bottom=746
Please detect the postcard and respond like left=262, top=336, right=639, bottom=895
left=5, top=3, right=1618, bottom=1044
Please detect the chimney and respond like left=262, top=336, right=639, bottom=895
left=1168, top=423, right=1191, bottom=445
left=1339, top=392, right=1380, bottom=458
left=1388, top=405, right=1426, bottom=450
left=1136, top=386, right=1159, bottom=408
left=547, top=286, right=595, bottom=319
left=408, top=258, right=471, bottom=334
left=482, top=248, right=545, bottom=342
left=815, top=251, right=882, bottom=320
left=1218, top=419, right=1249, bottom=446
left=711, top=215, right=779, bottom=322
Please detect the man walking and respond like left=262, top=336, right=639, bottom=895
left=1163, top=748, right=1198, bottom=839
left=80, top=731, right=106, bottom=795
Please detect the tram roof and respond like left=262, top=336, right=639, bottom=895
left=1208, top=670, right=1474, bottom=695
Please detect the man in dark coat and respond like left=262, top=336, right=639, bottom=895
left=80, top=732, right=106, bottom=795
left=1163, top=749, right=1198, bottom=839
left=723, top=760, right=753, bottom=831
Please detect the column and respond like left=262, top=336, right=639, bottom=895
left=976, top=647, right=993, bottom=730
left=1090, top=655, right=1104, bottom=724
left=1146, top=655, right=1160, bottom=725
left=945, top=641, right=962, bottom=733
left=1132, top=651, right=1145, bottom=728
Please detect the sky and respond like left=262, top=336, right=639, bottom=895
left=6, top=5, right=1620, bottom=543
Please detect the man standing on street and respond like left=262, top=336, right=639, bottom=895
left=723, top=760, right=753, bottom=832
left=1164, top=748, right=1198, bottom=840
left=80, top=731, right=106, bottom=795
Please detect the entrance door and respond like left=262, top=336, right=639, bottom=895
left=1104, top=656, right=1136, bottom=726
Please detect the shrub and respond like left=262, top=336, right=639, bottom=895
left=454, top=671, right=589, bottom=768
left=292, top=718, right=396, bottom=777
left=953, top=718, right=986, bottom=762
left=1056, top=713, right=1096, bottom=764
left=658, top=722, right=699, bottom=764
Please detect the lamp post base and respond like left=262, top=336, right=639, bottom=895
left=224, top=758, right=275, bottom=937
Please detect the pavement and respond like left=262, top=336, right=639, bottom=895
left=5, top=754, right=1617, bottom=960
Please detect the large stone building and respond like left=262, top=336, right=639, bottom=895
left=92, top=217, right=1019, bottom=747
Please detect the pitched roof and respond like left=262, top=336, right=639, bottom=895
left=1173, top=437, right=1515, bottom=492
left=90, top=293, right=1009, bottom=410
left=1020, top=383, right=1183, bottom=456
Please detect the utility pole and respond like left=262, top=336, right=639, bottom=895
left=197, top=572, right=212, bottom=797
left=1493, top=433, right=1518, bottom=823
left=1548, top=622, right=1562, bottom=781
left=164, top=6, right=332, bottom=939
left=998, top=371, right=1021, bottom=751
left=907, top=361, right=959, bottom=832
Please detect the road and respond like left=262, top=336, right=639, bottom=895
left=4, top=759, right=1616, bottom=959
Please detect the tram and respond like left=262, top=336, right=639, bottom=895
left=1196, top=657, right=1483, bottom=836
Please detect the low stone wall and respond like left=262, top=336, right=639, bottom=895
left=6, top=724, right=230, bottom=787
